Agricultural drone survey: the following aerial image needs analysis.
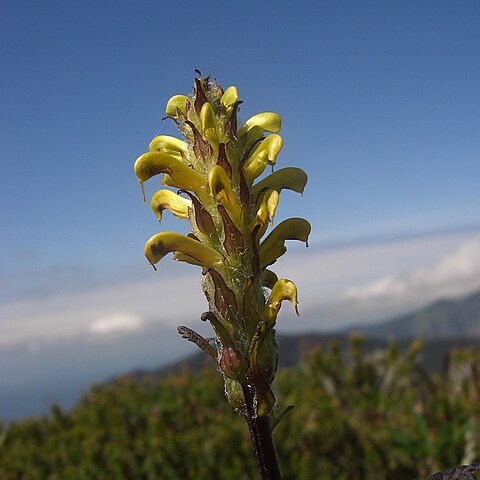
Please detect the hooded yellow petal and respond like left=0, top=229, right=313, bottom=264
left=237, top=112, right=282, bottom=138
left=220, top=86, right=239, bottom=109
left=252, top=167, right=308, bottom=200
left=263, top=278, right=299, bottom=326
left=148, top=135, right=188, bottom=158
left=134, top=151, right=206, bottom=197
left=144, top=232, right=223, bottom=269
left=250, top=189, right=279, bottom=239
left=259, top=218, right=311, bottom=268
left=200, top=102, right=220, bottom=147
left=165, top=94, right=190, bottom=117
left=207, top=165, right=241, bottom=224
left=150, top=189, right=191, bottom=222
left=244, top=134, right=283, bottom=183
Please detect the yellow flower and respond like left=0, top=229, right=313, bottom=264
left=165, top=94, right=190, bottom=117
left=237, top=112, right=282, bottom=139
left=244, top=134, right=283, bottom=183
left=144, top=232, right=223, bottom=270
left=259, top=218, right=311, bottom=268
left=150, top=189, right=191, bottom=222
left=263, top=278, right=300, bottom=326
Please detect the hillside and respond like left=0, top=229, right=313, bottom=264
left=3, top=336, right=480, bottom=480
left=124, top=289, right=480, bottom=382
left=349, top=289, right=480, bottom=339
left=126, top=332, right=480, bottom=383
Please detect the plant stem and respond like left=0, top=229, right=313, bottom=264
left=242, top=386, right=282, bottom=480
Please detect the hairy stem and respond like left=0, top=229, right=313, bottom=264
left=243, top=385, right=282, bottom=480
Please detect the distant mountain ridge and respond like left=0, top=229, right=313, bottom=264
left=350, top=289, right=480, bottom=339
left=125, top=333, right=480, bottom=381
left=124, top=289, right=480, bottom=381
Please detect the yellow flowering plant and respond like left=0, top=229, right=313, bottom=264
left=134, top=73, right=310, bottom=479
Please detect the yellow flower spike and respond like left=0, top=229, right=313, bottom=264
left=244, top=134, right=283, bottom=183
left=148, top=135, right=189, bottom=158
left=200, top=102, right=220, bottom=148
left=263, top=278, right=299, bottom=326
left=134, top=151, right=207, bottom=197
left=250, top=189, right=279, bottom=239
left=207, top=165, right=242, bottom=224
left=165, top=94, right=190, bottom=117
left=252, top=167, right=308, bottom=201
left=220, top=86, right=239, bottom=110
left=150, top=189, right=191, bottom=222
left=259, top=217, right=311, bottom=268
left=136, top=76, right=311, bottom=422
left=144, top=232, right=224, bottom=270
left=237, top=112, right=282, bottom=138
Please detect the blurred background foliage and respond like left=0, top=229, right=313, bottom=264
left=1, top=338, right=480, bottom=480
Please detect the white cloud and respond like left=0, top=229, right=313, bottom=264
left=88, top=312, right=144, bottom=335
left=345, top=238, right=480, bottom=302
left=1, top=230, right=480, bottom=348
left=276, top=232, right=480, bottom=332
left=0, top=270, right=205, bottom=348
left=274, top=231, right=480, bottom=309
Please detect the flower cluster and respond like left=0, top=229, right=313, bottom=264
left=134, top=75, right=310, bottom=417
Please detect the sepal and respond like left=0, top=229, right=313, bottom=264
left=194, top=78, right=209, bottom=113
left=205, top=268, right=238, bottom=313
left=217, top=143, right=232, bottom=178
left=218, top=205, right=244, bottom=254
left=178, top=190, right=216, bottom=236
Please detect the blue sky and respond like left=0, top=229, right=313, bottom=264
left=2, top=0, right=479, bottom=273
left=1, top=1, right=480, bottom=418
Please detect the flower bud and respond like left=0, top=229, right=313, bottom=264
left=219, top=347, right=244, bottom=382
left=224, top=378, right=245, bottom=412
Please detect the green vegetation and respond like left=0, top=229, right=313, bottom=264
left=1, top=338, right=480, bottom=480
